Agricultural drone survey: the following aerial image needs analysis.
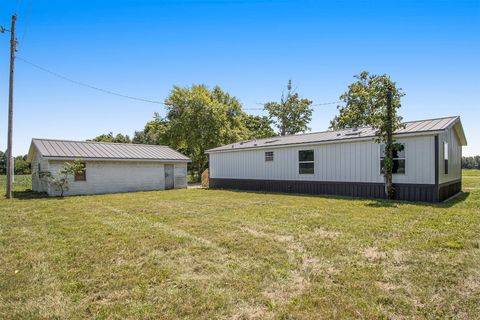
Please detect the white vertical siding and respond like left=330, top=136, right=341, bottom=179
left=438, top=127, right=462, bottom=184
left=209, top=135, right=436, bottom=185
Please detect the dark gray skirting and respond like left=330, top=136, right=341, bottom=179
left=438, top=179, right=462, bottom=202
left=209, top=178, right=443, bottom=202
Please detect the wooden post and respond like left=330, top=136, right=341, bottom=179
left=6, top=15, right=17, bottom=199
left=201, top=169, right=209, bottom=188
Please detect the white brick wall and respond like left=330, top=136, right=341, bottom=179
left=43, top=160, right=187, bottom=196
left=31, top=151, right=50, bottom=193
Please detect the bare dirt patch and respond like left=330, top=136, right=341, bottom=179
left=376, top=281, right=401, bottom=292
left=364, top=246, right=387, bottom=261
left=313, top=227, right=341, bottom=239
left=230, top=303, right=271, bottom=320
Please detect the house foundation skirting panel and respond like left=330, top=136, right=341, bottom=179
left=438, top=179, right=462, bottom=202
left=209, top=178, right=439, bottom=202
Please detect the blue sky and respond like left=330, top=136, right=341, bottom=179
left=0, top=0, right=479, bottom=156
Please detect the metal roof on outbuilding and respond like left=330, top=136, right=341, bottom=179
left=28, top=139, right=191, bottom=162
left=207, top=116, right=466, bottom=153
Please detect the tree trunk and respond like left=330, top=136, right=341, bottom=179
left=197, top=163, right=206, bottom=183
left=280, top=100, right=287, bottom=136
left=385, top=85, right=395, bottom=200
left=385, top=144, right=394, bottom=199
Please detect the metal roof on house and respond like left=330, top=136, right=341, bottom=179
left=207, top=116, right=466, bottom=153
left=29, top=139, right=191, bottom=162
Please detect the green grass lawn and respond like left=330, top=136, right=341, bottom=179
left=463, top=169, right=480, bottom=177
left=1, top=174, right=479, bottom=319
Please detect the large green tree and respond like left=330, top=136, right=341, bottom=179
left=164, top=84, right=252, bottom=175
left=330, top=71, right=405, bottom=130
left=132, top=113, right=170, bottom=145
left=330, top=71, right=405, bottom=199
left=264, top=80, right=313, bottom=136
left=91, top=132, right=131, bottom=143
left=96, top=85, right=274, bottom=179
left=243, top=115, right=276, bottom=139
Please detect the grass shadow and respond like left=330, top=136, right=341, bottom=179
left=442, top=191, right=470, bottom=206
left=207, top=187, right=401, bottom=205
left=207, top=187, right=470, bottom=208
left=206, top=187, right=364, bottom=201
left=11, top=190, right=62, bottom=200
left=364, top=192, right=470, bottom=208
left=365, top=200, right=400, bottom=208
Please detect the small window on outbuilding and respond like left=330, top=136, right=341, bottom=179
left=444, top=142, right=449, bottom=174
left=299, top=150, right=314, bottom=174
left=74, top=162, right=87, bottom=181
left=380, top=143, right=406, bottom=174
left=265, top=151, right=274, bottom=162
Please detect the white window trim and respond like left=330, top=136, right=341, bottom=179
left=298, top=150, right=315, bottom=175
left=444, top=141, right=449, bottom=175
left=265, top=151, right=274, bottom=162
left=379, top=143, right=407, bottom=176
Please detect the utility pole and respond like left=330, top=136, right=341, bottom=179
left=5, top=15, right=17, bottom=199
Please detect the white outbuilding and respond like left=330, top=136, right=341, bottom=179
left=27, top=139, right=191, bottom=196
left=206, top=116, right=467, bottom=202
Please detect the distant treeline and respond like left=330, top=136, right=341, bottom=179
left=0, top=151, right=31, bottom=175
left=462, top=156, right=480, bottom=170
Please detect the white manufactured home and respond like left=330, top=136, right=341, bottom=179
left=206, top=116, right=467, bottom=202
left=27, top=139, right=191, bottom=196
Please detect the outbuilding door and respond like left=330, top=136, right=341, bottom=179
left=164, top=164, right=174, bottom=190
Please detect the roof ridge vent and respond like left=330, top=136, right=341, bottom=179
left=239, top=140, right=252, bottom=145
left=345, top=128, right=362, bottom=136
left=265, top=139, right=279, bottom=144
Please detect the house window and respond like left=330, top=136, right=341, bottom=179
left=265, top=151, right=274, bottom=162
left=380, top=143, right=406, bottom=174
left=74, top=162, right=87, bottom=181
left=299, top=150, right=314, bottom=174
left=444, top=142, right=449, bottom=174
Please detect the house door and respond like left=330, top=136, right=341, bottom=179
left=164, top=165, right=174, bottom=190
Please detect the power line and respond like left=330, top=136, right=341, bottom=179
left=17, top=56, right=343, bottom=109
left=244, top=101, right=342, bottom=111
left=17, top=56, right=165, bottom=105
left=312, top=101, right=342, bottom=106
left=16, top=0, right=22, bottom=14
left=19, top=0, right=33, bottom=46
